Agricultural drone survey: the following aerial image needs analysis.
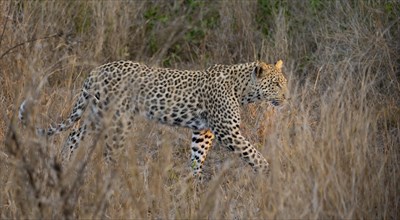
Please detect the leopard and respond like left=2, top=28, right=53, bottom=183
left=19, top=60, right=288, bottom=178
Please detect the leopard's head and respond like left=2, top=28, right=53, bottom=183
left=250, top=60, right=288, bottom=106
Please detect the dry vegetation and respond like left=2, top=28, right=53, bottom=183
left=1, top=0, right=399, bottom=219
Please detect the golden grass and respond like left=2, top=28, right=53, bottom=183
left=1, top=0, right=399, bottom=219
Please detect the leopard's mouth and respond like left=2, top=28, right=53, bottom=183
left=271, top=99, right=281, bottom=106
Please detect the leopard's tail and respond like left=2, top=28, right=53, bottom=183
left=19, top=77, right=93, bottom=136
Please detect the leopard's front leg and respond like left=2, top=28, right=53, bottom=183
left=212, top=124, right=270, bottom=174
left=190, top=129, right=215, bottom=179
left=207, top=94, right=270, bottom=174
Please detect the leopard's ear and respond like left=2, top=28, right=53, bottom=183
left=275, top=60, right=283, bottom=70
left=253, top=64, right=264, bottom=79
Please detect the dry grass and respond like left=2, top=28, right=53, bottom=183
left=1, top=0, right=399, bottom=219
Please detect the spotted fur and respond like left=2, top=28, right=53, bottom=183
left=19, top=60, right=288, bottom=177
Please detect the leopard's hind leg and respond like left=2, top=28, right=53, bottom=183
left=102, top=96, right=133, bottom=163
